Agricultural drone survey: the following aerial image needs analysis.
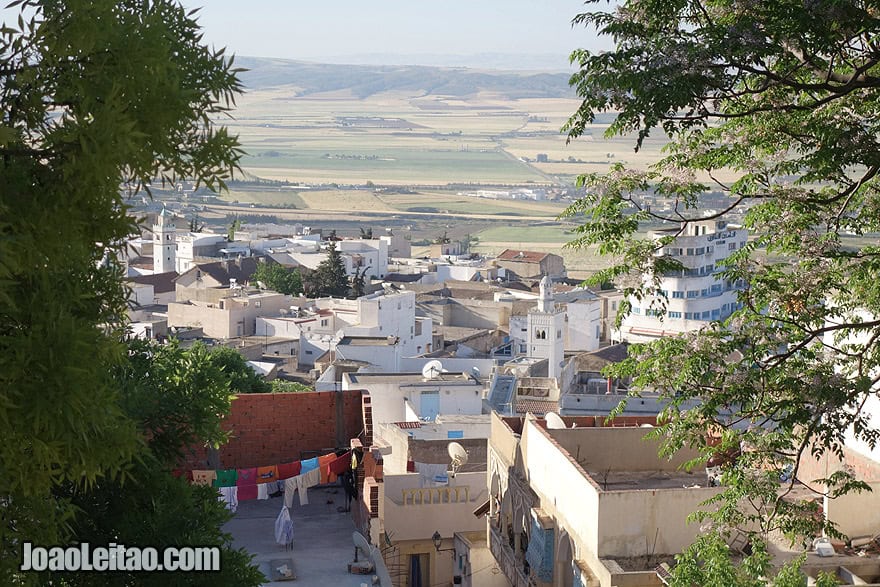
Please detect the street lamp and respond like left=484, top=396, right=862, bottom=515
left=432, top=531, right=455, bottom=554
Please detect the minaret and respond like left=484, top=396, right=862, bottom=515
left=153, top=206, right=176, bottom=274
left=527, top=275, right=566, bottom=379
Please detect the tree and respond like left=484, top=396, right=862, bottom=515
left=253, top=261, right=304, bottom=296
left=207, top=345, right=271, bottom=395
left=349, top=265, right=370, bottom=299
left=0, top=0, right=242, bottom=580
left=359, top=226, right=373, bottom=239
left=563, top=0, right=880, bottom=577
left=304, top=241, right=350, bottom=298
left=53, top=340, right=264, bottom=586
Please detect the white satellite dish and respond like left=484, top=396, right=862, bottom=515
left=422, top=360, right=444, bottom=380
left=545, top=412, right=566, bottom=430
left=352, top=531, right=371, bottom=561
left=448, top=442, right=469, bottom=478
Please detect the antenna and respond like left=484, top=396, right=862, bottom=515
left=545, top=412, right=566, bottom=430
left=448, top=442, right=469, bottom=478
left=422, top=360, right=444, bottom=380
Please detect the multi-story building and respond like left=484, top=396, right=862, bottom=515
left=619, top=220, right=748, bottom=343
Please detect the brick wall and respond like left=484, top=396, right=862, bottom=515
left=182, top=390, right=364, bottom=470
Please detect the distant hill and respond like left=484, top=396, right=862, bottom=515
left=236, top=56, right=576, bottom=100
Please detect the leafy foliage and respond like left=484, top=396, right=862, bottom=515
left=207, top=345, right=271, bottom=395
left=0, top=0, right=243, bottom=581
left=271, top=380, right=314, bottom=393
left=668, top=531, right=839, bottom=587
left=51, top=340, right=264, bottom=586
left=304, top=241, right=350, bottom=298
left=252, top=260, right=304, bottom=296
left=563, top=0, right=880, bottom=572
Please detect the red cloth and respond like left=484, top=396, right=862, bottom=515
left=238, top=484, right=258, bottom=501
left=406, top=460, right=415, bottom=472
left=277, top=461, right=301, bottom=480
left=318, top=454, right=335, bottom=484
left=327, top=452, right=352, bottom=483
left=236, top=468, right=257, bottom=486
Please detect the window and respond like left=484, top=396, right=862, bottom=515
left=729, top=242, right=737, bottom=251
left=672, top=291, right=684, bottom=299
left=631, top=307, right=641, bottom=315
left=687, top=290, right=699, bottom=298
left=669, top=311, right=682, bottom=318
left=556, top=329, right=561, bottom=339
left=320, top=319, right=328, bottom=327
left=711, top=309, right=721, bottom=319
left=611, top=301, right=618, bottom=310
left=659, top=289, right=668, bottom=297
left=255, top=300, right=261, bottom=308
left=694, top=247, right=705, bottom=255
left=701, top=289, right=709, bottom=297
left=702, top=311, right=711, bottom=319
left=711, top=284, right=722, bottom=293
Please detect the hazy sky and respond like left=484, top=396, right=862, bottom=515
left=177, top=1, right=611, bottom=67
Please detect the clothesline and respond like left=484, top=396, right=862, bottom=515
left=189, top=450, right=357, bottom=512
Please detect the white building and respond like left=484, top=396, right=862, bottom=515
left=152, top=207, right=176, bottom=274
left=619, top=220, right=748, bottom=343
left=525, top=276, right=567, bottom=380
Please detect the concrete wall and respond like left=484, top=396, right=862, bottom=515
left=596, top=488, right=719, bottom=557
left=523, top=417, right=602, bottom=560
left=182, top=391, right=362, bottom=470
left=547, top=427, right=701, bottom=472
left=381, top=471, right=488, bottom=541
left=824, top=481, right=880, bottom=538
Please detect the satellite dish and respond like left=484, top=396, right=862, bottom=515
left=422, top=360, right=444, bottom=380
left=448, top=442, right=469, bottom=478
left=352, top=531, right=371, bottom=560
left=545, top=412, right=566, bottom=430
left=471, top=367, right=481, bottom=378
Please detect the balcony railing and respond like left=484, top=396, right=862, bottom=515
left=400, top=485, right=470, bottom=505
left=489, top=525, right=531, bottom=587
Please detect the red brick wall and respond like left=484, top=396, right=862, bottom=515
left=182, top=390, right=364, bottom=470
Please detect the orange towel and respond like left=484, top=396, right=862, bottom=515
left=318, top=454, right=335, bottom=485
left=256, top=465, right=278, bottom=484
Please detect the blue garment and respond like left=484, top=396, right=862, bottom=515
left=300, top=457, right=319, bottom=473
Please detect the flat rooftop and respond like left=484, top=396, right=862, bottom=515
left=346, top=372, right=475, bottom=384
left=224, top=488, right=368, bottom=587
left=586, top=469, right=706, bottom=491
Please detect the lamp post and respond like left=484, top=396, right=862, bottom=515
left=432, top=531, right=455, bottom=554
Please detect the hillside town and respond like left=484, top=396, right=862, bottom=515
left=125, top=205, right=880, bottom=586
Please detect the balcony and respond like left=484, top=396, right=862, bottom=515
left=489, top=525, right=530, bottom=587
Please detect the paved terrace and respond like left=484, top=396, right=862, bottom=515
left=224, top=486, right=370, bottom=587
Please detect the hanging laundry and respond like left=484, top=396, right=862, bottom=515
left=238, top=484, right=258, bottom=501
left=415, top=463, right=449, bottom=487
left=300, top=467, right=321, bottom=502
left=277, top=461, right=301, bottom=480
left=236, top=468, right=257, bottom=486
left=318, top=454, right=335, bottom=484
left=192, top=470, right=216, bottom=487
left=258, top=483, right=269, bottom=500
left=213, top=469, right=238, bottom=488
left=218, top=486, right=238, bottom=513
left=275, top=506, right=294, bottom=550
left=257, top=465, right=278, bottom=484
left=328, top=452, right=352, bottom=483
left=300, top=457, right=319, bottom=473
